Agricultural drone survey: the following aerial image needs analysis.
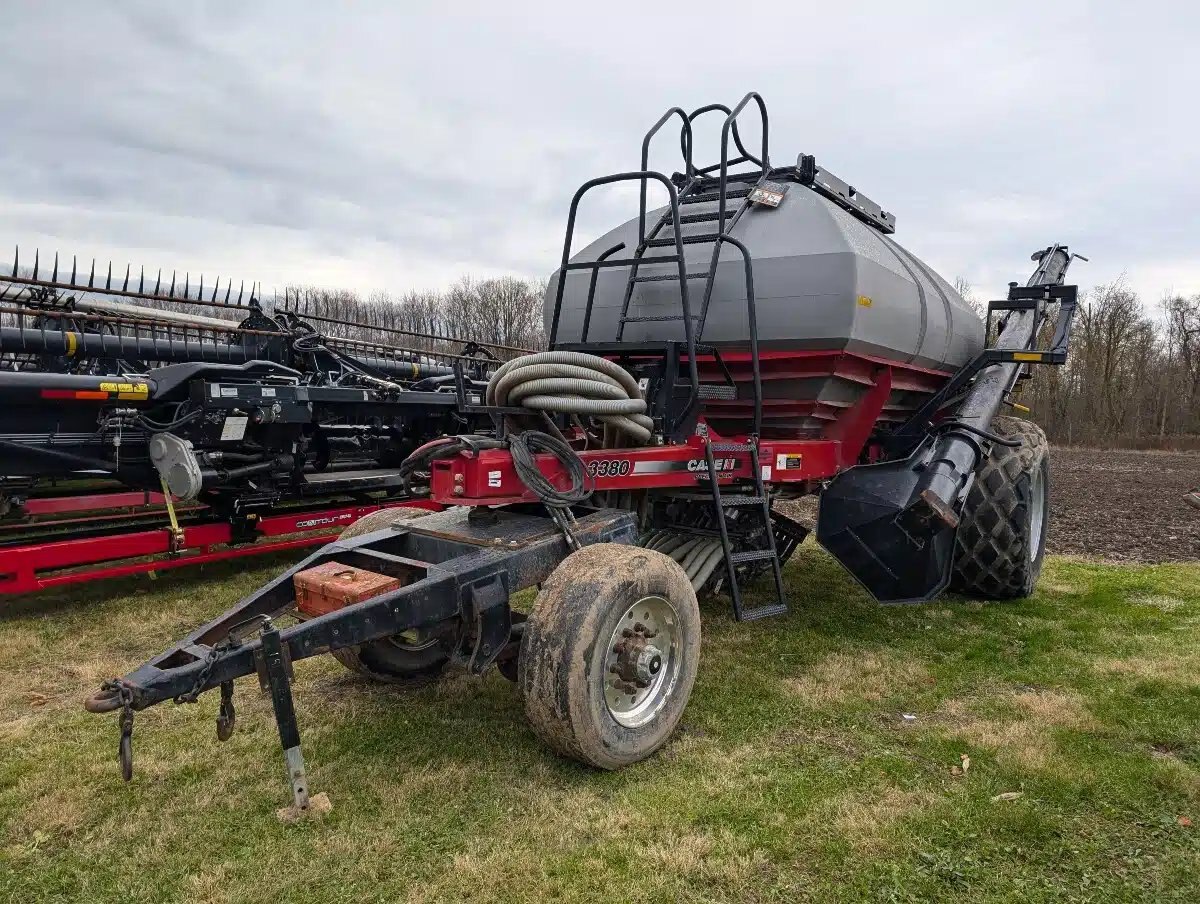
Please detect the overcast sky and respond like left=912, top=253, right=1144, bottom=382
left=2, top=1, right=1197, bottom=310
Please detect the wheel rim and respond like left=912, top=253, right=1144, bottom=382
left=603, top=595, right=682, bottom=728
left=1029, top=463, right=1047, bottom=559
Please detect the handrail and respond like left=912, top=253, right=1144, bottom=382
left=580, top=242, right=625, bottom=344
left=714, top=234, right=763, bottom=438
left=638, top=108, right=695, bottom=248
left=549, top=172, right=700, bottom=399
left=680, top=102, right=761, bottom=173
left=718, top=92, right=770, bottom=232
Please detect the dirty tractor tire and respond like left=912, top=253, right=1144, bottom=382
left=950, top=416, right=1050, bottom=599
left=329, top=506, right=448, bottom=684
left=519, top=543, right=701, bottom=770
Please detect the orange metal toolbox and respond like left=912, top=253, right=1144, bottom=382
left=294, top=561, right=403, bottom=618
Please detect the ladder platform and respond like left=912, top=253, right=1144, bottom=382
left=695, top=384, right=738, bottom=400
left=718, top=495, right=767, bottom=506
left=739, top=602, right=789, bottom=622
left=678, top=210, right=737, bottom=224
left=646, top=233, right=720, bottom=248
left=729, top=549, right=777, bottom=564
left=709, top=442, right=754, bottom=452
left=630, top=272, right=708, bottom=283
left=680, top=187, right=753, bottom=205
left=621, top=314, right=702, bottom=324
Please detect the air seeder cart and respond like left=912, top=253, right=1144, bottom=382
left=85, top=94, right=1081, bottom=811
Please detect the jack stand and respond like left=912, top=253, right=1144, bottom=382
left=257, top=619, right=312, bottom=815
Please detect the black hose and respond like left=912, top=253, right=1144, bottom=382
left=0, top=438, right=118, bottom=473
left=508, top=430, right=593, bottom=509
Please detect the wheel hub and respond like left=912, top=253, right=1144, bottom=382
left=603, top=595, right=681, bottom=728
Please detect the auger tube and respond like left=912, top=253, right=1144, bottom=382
left=906, top=246, right=1074, bottom=524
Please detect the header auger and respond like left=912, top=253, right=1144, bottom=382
left=79, top=93, right=1080, bottom=814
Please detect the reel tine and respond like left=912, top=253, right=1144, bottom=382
left=198, top=274, right=204, bottom=301
left=223, top=278, right=231, bottom=304
left=70, top=255, right=77, bottom=285
left=88, top=258, right=96, bottom=288
left=138, top=265, right=145, bottom=294
left=169, top=270, right=176, bottom=298
left=122, top=263, right=131, bottom=292
left=236, top=280, right=244, bottom=306
left=10, top=246, right=16, bottom=279
left=153, top=268, right=162, bottom=295
left=51, top=252, right=58, bottom=283
left=184, top=272, right=190, bottom=300
left=32, top=249, right=39, bottom=280
left=105, top=261, right=112, bottom=291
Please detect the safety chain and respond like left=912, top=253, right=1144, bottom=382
left=173, top=641, right=230, bottom=704
left=100, top=678, right=136, bottom=782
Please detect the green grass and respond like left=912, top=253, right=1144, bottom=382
left=1, top=549, right=1197, bottom=903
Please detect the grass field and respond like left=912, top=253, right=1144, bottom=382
left=1, top=548, right=1197, bottom=903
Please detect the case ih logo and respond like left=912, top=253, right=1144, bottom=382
left=687, top=457, right=737, bottom=473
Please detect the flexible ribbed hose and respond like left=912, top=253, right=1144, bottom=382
left=640, top=529, right=726, bottom=592
left=486, top=351, right=653, bottom=446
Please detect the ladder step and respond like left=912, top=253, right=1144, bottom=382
left=620, top=314, right=702, bottom=324
left=720, top=495, right=767, bottom=506
left=695, top=384, right=737, bottom=400
left=678, top=210, right=738, bottom=224
left=646, top=233, right=721, bottom=248
left=680, top=187, right=753, bottom=205
left=709, top=442, right=754, bottom=452
left=729, top=549, right=777, bottom=564
left=738, top=602, right=789, bottom=622
left=630, top=272, right=709, bottom=283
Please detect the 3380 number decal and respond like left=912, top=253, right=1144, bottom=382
left=585, top=458, right=632, bottom=478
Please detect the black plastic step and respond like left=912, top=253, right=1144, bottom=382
left=680, top=187, right=752, bottom=205
left=678, top=210, right=737, bottom=224
left=729, top=549, right=777, bottom=564
left=696, top=384, right=737, bottom=400
left=739, top=602, right=789, bottom=622
left=719, top=495, right=767, bottom=506
left=620, top=314, right=702, bottom=324
left=646, top=233, right=720, bottom=248
left=709, top=442, right=753, bottom=452
left=630, top=272, right=708, bottom=283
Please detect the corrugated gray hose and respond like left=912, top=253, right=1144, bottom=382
left=486, top=351, right=654, bottom=447
left=641, top=529, right=726, bottom=592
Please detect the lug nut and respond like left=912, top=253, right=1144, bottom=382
left=634, top=622, right=647, bottom=633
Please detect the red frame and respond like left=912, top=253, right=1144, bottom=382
left=0, top=499, right=439, bottom=596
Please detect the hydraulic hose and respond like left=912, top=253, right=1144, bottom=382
left=486, top=351, right=653, bottom=446
left=640, top=529, right=727, bottom=591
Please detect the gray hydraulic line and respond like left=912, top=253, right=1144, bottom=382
left=486, top=350, right=653, bottom=445
left=909, top=246, right=1073, bottom=521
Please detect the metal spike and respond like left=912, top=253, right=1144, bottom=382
left=51, top=252, right=58, bottom=283
left=211, top=276, right=218, bottom=302
left=184, top=273, right=190, bottom=299
left=32, top=249, right=39, bottom=280
left=11, top=246, right=17, bottom=279
left=138, top=265, right=145, bottom=294
left=224, top=279, right=231, bottom=304
left=122, top=264, right=130, bottom=292
left=70, top=255, right=77, bottom=285
left=105, top=261, right=112, bottom=291
left=88, top=258, right=95, bottom=288
left=236, top=280, right=245, bottom=305
left=153, top=269, right=162, bottom=295
left=169, top=271, right=176, bottom=297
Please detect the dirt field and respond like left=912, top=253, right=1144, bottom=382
left=1049, top=447, right=1199, bottom=563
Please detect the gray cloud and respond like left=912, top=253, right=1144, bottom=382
left=1, top=1, right=1197, bottom=306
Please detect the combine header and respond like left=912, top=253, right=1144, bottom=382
left=82, top=93, right=1082, bottom=812
left=0, top=253, right=517, bottom=592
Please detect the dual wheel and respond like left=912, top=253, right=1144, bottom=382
left=331, top=509, right=701, bottom=768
